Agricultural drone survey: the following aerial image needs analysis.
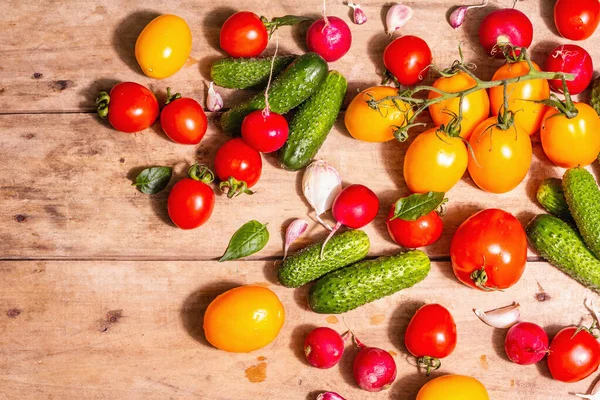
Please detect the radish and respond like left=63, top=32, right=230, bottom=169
left=241, top=110, right=289, bottom=153
left=304, top=327, right=345, bottom=369
left=306, top=16, right=352, bottom=62
left=504, top=322, right=549, bottom=365
left=353, top=344, right=397, bottom=392
left=478, top=6, right=533, bottom=57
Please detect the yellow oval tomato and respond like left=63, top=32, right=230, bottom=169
left=404, top=128, right=468, bottom=193
left=468, top=116, right=532, bottom=194
left=541, top=103, right=600, bottom=168
left=428, top=72, right=490, bottom=139
left=489, top=61, right=550, bottom=136
left=345, top=86, right=413, bottom=142
left=417, top=375, right=490, bottom=400
left=135, top=14, right=192, bottom=79
left=203, top=285, right=285, bottom=353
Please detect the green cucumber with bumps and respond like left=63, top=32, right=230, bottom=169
left=220, top=53, right=328, bottom=134
left=527, top=214, right=600, bottom=293
left=279, top=71, right=347, bottom=171
left=537, top=178, right=573, bottom=223
left=210, top=56, right=297, bottom=89
left=309, top=250, right=431, bottom=314
left=278, top=230, right=370, bottom=288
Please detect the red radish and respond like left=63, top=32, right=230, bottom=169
left=478, top=7, right=533, bottom=57
left=304, top=327, right=345, bottom=369
left=306, top=16, right=352, bottom=62
left=353, top=345, right=397, bottom=392
left=545, top=44, right=594, bottom=95
left=504, top=322, right=549, bottom=365
left=241, top=110, right=289, bottom=153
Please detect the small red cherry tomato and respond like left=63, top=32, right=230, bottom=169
left=545, top=44, right=593, bottom=95
left=554, top=0, right=600, bottom=41
left=383, top=35, right=432, bottom=86
left=167, top=165, right=215, bottom=230
left=241, top=110, right=289, bottom=153
left=96, top=82, right=159, bottom=133
left=548, top=326, right=600, bottom=383
left=160, top=89, right=208, bottom=145
left=220, top=11, right=268, bottom=58
left=214, top=138, right=262, bottom=198
left=386, top=204, right=443, bottom=248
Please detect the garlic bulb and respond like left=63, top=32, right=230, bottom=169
left=474, top=303, right=521, bottom=329
left=302, top=160, right=342, bottom=230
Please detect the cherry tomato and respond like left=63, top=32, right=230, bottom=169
left=548, top=326, right=600, bottom=383
left=541, top=103, right=600, bottom=168
left=220, top=12, right=268, bottom=58
left=383, top=36, right=432, bottom=86
left=96, top=82, right=159, bottom=133
left=555, top=0, right=600, bottom=41
left=160, top=92, right=208, bottom=145
left=167, top=165, right=215, bottom=230
left=345, top=86, right=413, bottom=142
left=241, top=110, right=289, bottom=153
left=214, top=138, right=262, bottom=197
left=386, top=204, right=443, bottom=248
left=403, top=128, right=468, bottom=193
left=428, top=72, right=490, bottom=139
left=405, top=304, right=457, bottom=373
left=545, top=44, right=593, bottom=95
left=417, top=375, right=489, bottom=400
left=467, top=117, right=532, bottom=194
left=135, top=14, right=192, bottom=79
left=450, top=209, right=527, bottom=291
left=489, top=61, right=550, bottom=136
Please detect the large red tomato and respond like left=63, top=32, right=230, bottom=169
left=168, top=165, right=215, bottom=230
left=160, top=93, right=208, bottom=145
left=220, top=12, right=268, bottom=57
left=97, top=82, right=159, bottom=133
left=383, top=35, right=432, bottom=86
left=554, top=0, right=600, bottom=41
left=548, top=326, right=600, bottom=382
left=214, top=138, right=262, bottom=198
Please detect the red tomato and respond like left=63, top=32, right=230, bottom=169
left=545, top=44, right=594, bottom=95
left=386, top=204, right=443, bottom=248
left=383, top=35, right=432, bottom=86
left=241, top=110, right=289, bottom=153
left=405, top=304, right=457, bottom=373
left=214, top=138, right=262, bottom=197
left=160, top=95, right=208, bottom=145
left=555, top=0, right=600, bottom=41
left=548, top=326, right=600, bottom=382
left=220, top=12, right=268, bottom=57
left=450, top=209, right=527, bottom=291
left=98, top=82, right=159, bottom=133
left=167, top=166, right=215, bottom=230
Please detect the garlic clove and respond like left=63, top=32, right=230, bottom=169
left=302, top=160, right=342, bottom=230
left=316, top=392, right=346, bottom=400
left=207, top=82, right=223, bottom=112
left=346, top=1, right=367, bottom=25
left=474, top=302, right=521, bottom=329
left=386, top=3, right=414, bottom=34
left=283, top=219, right=309, bottom=260
left=449, top=7, right=468, bottom=29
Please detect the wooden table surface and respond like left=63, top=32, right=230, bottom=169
left=2, top=0, right=600, bottom=399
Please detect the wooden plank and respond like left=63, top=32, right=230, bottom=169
left=0, top=0, right=573, bottom=113
left=0, top=113, right=576, bottom=260
left=0, top=259, right=597, bottom=399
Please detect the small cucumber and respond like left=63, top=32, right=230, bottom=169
left=279, top=71, right=347, bottom=171
left=278, top=230, right=370, bottom=288
left=220, top=53, right=328, bottom=134
left=211, top=56, right=297, bottom=89
left=537, top=178, right=573, bottom=223
left=563, top=167, right=600, bottom=258
left=308, top=250, right=431, bottom=314
left=527, top=214, right=600, bottom=293
left=591, top=77, right=600, bottom=116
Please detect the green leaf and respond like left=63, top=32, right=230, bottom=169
left=133, top=166, right=172, bottom=195
left=392, top=192, right=446, bottom=221
left=261, top=15, right=313, bottom=36
left=219, top=220, right=269, bottom=262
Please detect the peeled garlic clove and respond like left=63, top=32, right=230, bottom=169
left=346, top=2, right=367, bottom=25
left=474, top=303, right=521, bottom=329
left=207, top=82, right=223, bottom=112
left=283, top=219, right=308, bottom=260
left=302, top=160, right=342, bottom=230
left=386, top=3, right=414, bottom=34
left=316, top=392, right=346, bottom=400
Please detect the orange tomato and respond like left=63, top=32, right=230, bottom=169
left=345, top=86, right=413, bottom=142
left=541, top=103, right=600, bottom=168
left=468, top=117, right=532, bottom=194
left=203, top=285, right=285, bottom=353
left=489, top=61, right=550, bottom=136
left=404, top=128, right=468, bottom=193
left=428, top=72, right=490, bottom=139
left=417, top=375, right=489, bottom=400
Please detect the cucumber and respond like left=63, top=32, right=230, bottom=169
left=527, top=214, right=600, bottom=293
left=308, top=250, right=431, bottom=314
left=279, top=71, right=347, bottom=171
left=211, top=56, right=297, bottom=89
left=591, top=77, right=600, bottom=116
left=278, top=230, right=369, bottom=288
left=537, top=178, right=573, bottom=223
left=220, top=53, right=328, bottom=134
left=563, top=167, right=600, bottom=258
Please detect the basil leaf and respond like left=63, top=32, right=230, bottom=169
left=392, top=192, right=446, bottom=221
left=133, top=166, right=172, bottom=194
left=219, top=220, right=269, bottom=262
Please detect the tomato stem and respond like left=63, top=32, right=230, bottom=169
left=165, top=87, right=182, bottom=105
left=188, top=164, right=214, bottom=184
left=219, top=177, right=254, bottom=199
left=417, top=356, right=441, bottom=376
left=470, top=267, right=500, bottom=292
left=95, top=91, right=110, bottom=119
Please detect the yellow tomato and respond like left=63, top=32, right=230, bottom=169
left=404, top=128, right=468, bottom=193
left=203, top=285, right=285, bottom=353
left=468, top=117, right=532, bottom=194
left=417, top=375, right=490, bottom=400
left=428, top=72, right=490, bottom=139
left=345, top=86, right=413, bottom=142
left=489, top=61, right=550, bottom=136
left=135, top=14, right=192, bottom=79
left=541, top=103, right=600, bottom=168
